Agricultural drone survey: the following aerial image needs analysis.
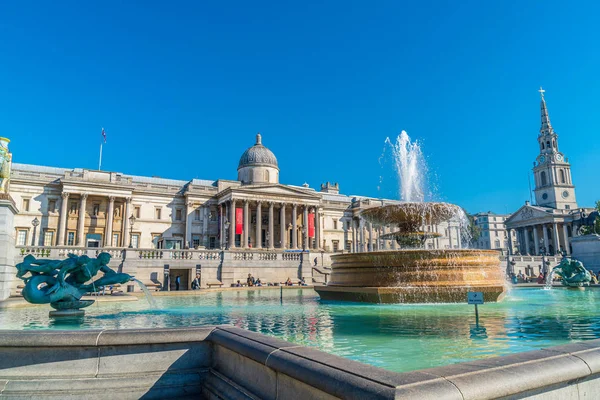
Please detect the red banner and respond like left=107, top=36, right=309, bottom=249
left=308, top=212, right=315, bottom=238
left=236, top=208, right=243, bottom=235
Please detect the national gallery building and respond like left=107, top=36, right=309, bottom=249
left=10, top=133, right=464, bottom=255
left=0, top=133, right=468, bottom=292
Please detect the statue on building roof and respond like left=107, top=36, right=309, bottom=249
left=0, top=137, right=12, bottom=194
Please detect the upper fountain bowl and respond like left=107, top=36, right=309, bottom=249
left=361, top=202, right=463, bottom=232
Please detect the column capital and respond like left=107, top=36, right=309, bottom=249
left=125, top=197, right=132, bottom=204
left=81, top=193, right=89, bottom=200
left=61, top=192, right=71, bottom=199
left=108, top=196, right=116, bottom=203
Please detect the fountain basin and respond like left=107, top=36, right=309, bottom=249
left=315, top=249, right=506, bottom=303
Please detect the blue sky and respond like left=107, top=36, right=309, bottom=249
left=1, top=1, right=598, bottom=214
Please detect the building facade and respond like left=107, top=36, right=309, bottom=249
left=472, top=212, right=515, bottom=252
left=505, top=89, right=594, bottom=257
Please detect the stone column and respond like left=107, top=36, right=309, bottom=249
left=229, top=199, right=236, bottom=248
left=507, top=229, right=514, bottom=255
left=184, top=202, right=192, bottom=248
left=303, top=206, right=309, bottom=250
left=202, top=206, right=209, bottom=247
left=58, top=192, right=70, bottom=245
left=562, top=224, right=571, bottom=255
left=76, top=193, right=88, bottom=246
left=524, top=227, right=531, bottom=255
left=292, top=204, right=298, bottom=249
left=367, top=222, right=373, bottom=252
left=279, top=203, right=286, bottom=249
left=448, top=225, right=454, bottom=249
left=381, top=226, right=387, bottom=250
left=123, top=197, right=131, bottom=247
left=268, top=202, right=274, bottom=249
left=314, top=207, right=320, bottom=250
left=390, top=225, right=397, bottom=250
left=104, top=196, right=115, bottom=247
left=552, top=223, right=560, bottom=255
left=533, top=226, right=540, bottom=255
left=456, top=227, right=462, bottom=249
left=256, top=201, right=262, bottom=249
left=243, top=200, right=249, bottom=248
left=542, top=224, right=550, bottom=254
left=219, top=204, right=224, bottom=248
left=359, top=218, right=365, bottom=252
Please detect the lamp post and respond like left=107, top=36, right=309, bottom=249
left=31, top=217, right=40, bottom=246
left=224, top=220, right=230, bottom=250
left=128, top=214, right=136, bottom=248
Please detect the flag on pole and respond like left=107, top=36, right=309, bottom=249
left=101, top=127, right=107, bottom=143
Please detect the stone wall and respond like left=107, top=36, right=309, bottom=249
left=1, top=326, right=600, bottom=399
left=572, top=235, right=600, bottom=274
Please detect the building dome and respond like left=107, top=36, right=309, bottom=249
left=237, top=134, right=279, bottom=184
left=237, top=133, right=279, bottom=170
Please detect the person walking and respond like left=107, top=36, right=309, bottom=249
left=175, top=275, right=181, bottom=291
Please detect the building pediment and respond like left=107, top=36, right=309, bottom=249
left=218, top=184, right=321, bottom=204
left=505, top=205, right=554, bottom=227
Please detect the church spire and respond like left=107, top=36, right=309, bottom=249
left=539, top=87, right=553, bottom=135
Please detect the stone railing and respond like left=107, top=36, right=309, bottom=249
left=500, top=255, right=562, bottom=263
left=16, top=246, right=124, bottom=260
left=282, top=252, right=302, bottom=261
left=137, top=249, right=222, bottom=260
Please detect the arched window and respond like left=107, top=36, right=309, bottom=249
left=546, top=141, right=551, bottom=149
left=553, top=139, right=556, bottom=148
left=265, top=170, right=270, bottom=181
left=560, top=169, right=565, bottom=183
left=494, top=240, right=500, bottom=248
left=541, top=142, right=545, bottom=150
left=541, top=171, right=547, bottom=186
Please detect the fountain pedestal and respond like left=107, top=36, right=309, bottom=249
left=315, top=250, right=506, bottom=303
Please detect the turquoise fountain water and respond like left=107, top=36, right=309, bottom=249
left=2, top=287, right=600, bottom=373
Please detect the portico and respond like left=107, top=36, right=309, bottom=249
left=217, top=185, right=321, bottom=250
left=505, top=203, right=575, bottom=256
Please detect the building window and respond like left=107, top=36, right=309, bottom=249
left=541, top=171, right=547, bottom=186
left=43, top=230, right=54, bottom=246
left=112, top=233, right=119, bottom=247
left=93, top=203, right=100, bottom=216
left=48, top=200, right=56, bottom=213
left=565, top=205, right=570, bottom=210
left=131, top=234, right=140, bottom=248
left=70, top=202, right=77, bottom=214
left=67, top=232, right=75, bottom=246
left=210, top=209, right=217, bottom=221
left=332, top=240, right=339, bottom=252
left=560, top=169, right=566, bottom=183
left=192, top=235, right=201, bottom=248
left=152, top=234, right=161, bottom=248
left=175, top=209, right=182, bottom=221
left=333, top=219, right=338, bottom=230
left=22, top=198, right=30, bottom=212
left=494, top=240, right=500, bottom=248
left=155, top=208, right=161, bottom=220
left=195, top=209, right=201, bottom=221
left=345, top=241, right=351, bottom=251
left=134, top=206, right=141, bottom=218
left=16, top=230, right=27, bottom=246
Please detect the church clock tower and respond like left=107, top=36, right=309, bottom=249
left=532, top=88, right=578, bottom=210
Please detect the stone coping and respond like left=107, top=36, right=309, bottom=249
left=1, top=326, right=600, bottom=398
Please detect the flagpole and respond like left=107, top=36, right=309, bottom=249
left=99, top=142, right=103, bottom=170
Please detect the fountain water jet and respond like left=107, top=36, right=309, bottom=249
left=315, top=131, right=506, bottom=303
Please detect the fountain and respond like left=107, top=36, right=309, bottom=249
left=315, top=131, right=506, bottom=303
left=548, top=256, right=592, bottom=289
left=15, top=252, right=135, bottom=316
